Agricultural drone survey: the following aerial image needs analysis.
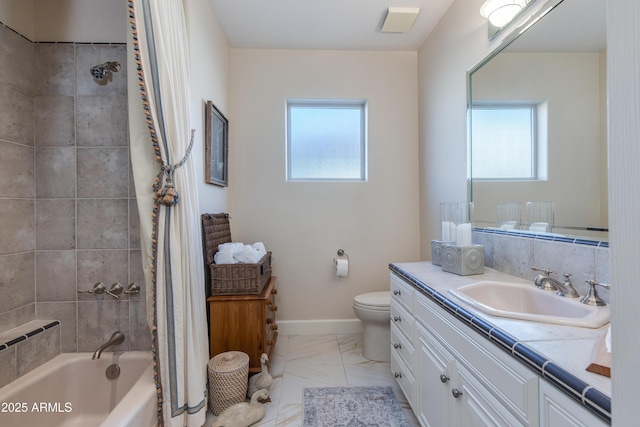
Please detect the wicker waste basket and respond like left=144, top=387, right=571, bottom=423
left=208, top=351, right=249, bottom=415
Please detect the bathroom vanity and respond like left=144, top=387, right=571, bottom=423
left=390, top=263, right=610, bottom=426
left=208, top=276, right=278, bottom=373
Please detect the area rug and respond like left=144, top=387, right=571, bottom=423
left=303, top=386, right=410, bottom=427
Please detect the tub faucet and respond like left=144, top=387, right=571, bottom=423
left=92, top=331, right=125, bottom=360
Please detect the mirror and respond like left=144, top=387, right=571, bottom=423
left=469, top=0, right=608, bottom=240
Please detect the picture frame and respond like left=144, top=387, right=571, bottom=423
left=205, top=100, right=229, bottom=186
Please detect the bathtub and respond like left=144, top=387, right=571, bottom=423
left=0, top=351, right=157, bottom=427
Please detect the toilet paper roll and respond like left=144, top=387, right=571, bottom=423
left=336, top=258, right=349, bottom=277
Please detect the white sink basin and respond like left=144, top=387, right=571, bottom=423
left=448, top=281, right=610, bottom=328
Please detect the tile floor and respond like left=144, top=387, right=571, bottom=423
left=205, top=333, right=420, bottom=426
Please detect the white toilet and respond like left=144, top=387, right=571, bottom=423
left=352, top=291, right=391, bottom=362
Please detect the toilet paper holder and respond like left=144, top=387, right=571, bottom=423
left=334, top=249, right=349, bottom=264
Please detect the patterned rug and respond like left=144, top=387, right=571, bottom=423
left=303, top=386, right=410, bottom=427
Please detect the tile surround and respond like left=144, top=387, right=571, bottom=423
left=0, top=22, right=149, bottom=386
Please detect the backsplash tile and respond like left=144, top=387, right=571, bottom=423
left=474, top=229, right=610, bottom=303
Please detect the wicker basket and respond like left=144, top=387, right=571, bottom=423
left=207, top=351, right=249, bottom=415
left=202, top=213, right=272, bottom=295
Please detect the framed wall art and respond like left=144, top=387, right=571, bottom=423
left=205, top=100, right=229, bottom=186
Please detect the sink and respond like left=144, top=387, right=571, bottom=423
left=448, top=281, right=610, bottom=328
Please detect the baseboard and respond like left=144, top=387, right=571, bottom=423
left=277, top=319, right=363, bottom=335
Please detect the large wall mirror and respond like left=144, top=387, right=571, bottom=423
left=468, top=0, right=607, bottom=241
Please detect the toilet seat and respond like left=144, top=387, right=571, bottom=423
left=353, top=291, right=390, bottom=312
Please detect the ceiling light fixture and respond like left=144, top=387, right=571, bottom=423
left=480, top=0, right=526, bottom=28
left=381, top=7, right=420, bottom=33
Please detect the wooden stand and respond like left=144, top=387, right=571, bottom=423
left=208, top=276, right=278, bottom=373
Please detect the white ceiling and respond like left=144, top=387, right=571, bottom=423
left=208, top=0, right=456, bottom=51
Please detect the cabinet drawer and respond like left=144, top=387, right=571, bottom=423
left=415, top=295, right=539, bottom=426
left=391, top=323, right=415, bottom=369
left=391, top=350, right=416, bottom=407
left=390, top=273, right=415, bottom=312
left=390, top=300, right=414, bottom=342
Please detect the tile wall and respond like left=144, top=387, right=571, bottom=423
left=473, top=229, right=610, bottom=303
left=0, top=23, right=150, bottom=384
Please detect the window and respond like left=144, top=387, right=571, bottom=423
left=471, top=103, right=543, bottom=180
left=287, top=100, right=367, bottom=181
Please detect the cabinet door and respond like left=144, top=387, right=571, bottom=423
left=454, top=364, right=525, bottom=427
left=539, top=380, right=609, bottom=427
left=416, top=323, right=454, bottom=427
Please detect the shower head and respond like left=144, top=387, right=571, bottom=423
left=90, top=61, right=121, bottom=83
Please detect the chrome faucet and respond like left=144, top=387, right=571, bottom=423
left=92, top=331, right=125, bottom=360
left=582, top=279, right=610, bottom=306
left=531, top=267, right=580, bottom=298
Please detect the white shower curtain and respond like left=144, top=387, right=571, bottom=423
left=127, top=1, right=208, bottom=426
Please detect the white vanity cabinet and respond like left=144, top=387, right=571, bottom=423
left=390, top=274, right=417, bottom=406
left=539, top=380, right=608, bottom=427
left=391, top=273, right=539, bottom=426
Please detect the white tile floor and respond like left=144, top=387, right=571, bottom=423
left=205, top=333, right=420, bottom=426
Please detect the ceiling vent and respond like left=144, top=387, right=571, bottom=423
left=381, top=7, right=420, bottom=33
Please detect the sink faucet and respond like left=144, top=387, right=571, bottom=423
left=92, top=331, right=125, bottom=360
left=531, top=267, right=580, bottom=298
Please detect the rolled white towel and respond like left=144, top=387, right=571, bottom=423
left=214, top=249, right=236, bottom=264
left=218, top=242, right=244, bottom=252
left=251, top=242, right=267, bottom=258
left=234, top=245, right=262, bottom=264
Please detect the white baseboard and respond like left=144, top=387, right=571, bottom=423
left=277, top=319, right=363, bottom=335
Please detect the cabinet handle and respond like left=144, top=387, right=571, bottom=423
left=266, top=318, right=273, bottom=324
left=271, top=305, right=278, bottom=311
left=393, top=316, right=401, bottom=322
left=271, top=324, right=278, bottom=331
left=439, top=374, right=449, bottom=383
left=394, top=372, right=403, bottom=379
left=267, top=299, right=272, bottom=305
left=451, top=388, right=463, bottom=399
left=272, top=288, right=278, bottom=294
left=393, top=343, right=402, bottom=350
left=393, top=289, right=401, bottom=296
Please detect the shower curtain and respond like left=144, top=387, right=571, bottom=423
left=127, top=1, right=208, bottom=426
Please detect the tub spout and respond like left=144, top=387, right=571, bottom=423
left=92, top=331, right=125, bottom=360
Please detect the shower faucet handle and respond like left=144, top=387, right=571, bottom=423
left=107, top=283, right=123, bottom=299
left=125, top=282, right=141, bottom=294
left=78, top=282, right=107, bottom=294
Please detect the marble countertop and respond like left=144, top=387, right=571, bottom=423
left=390, top=262, right=611, bottom=398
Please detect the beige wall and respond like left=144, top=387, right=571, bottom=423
left=185, top=0, right=231, bottom=213
left=417, top=0, right=489, bottom=258
left=228, top=49, right=421, bottom=321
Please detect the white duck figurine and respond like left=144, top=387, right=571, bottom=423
left=247, top=353, right=273, bottom=399
left=211, top=389, right=270, bottom=427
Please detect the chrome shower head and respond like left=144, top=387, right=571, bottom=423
left=90, top=61, right=121, bottom=83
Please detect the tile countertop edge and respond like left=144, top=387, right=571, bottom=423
left=389, top=262, right=612, bottom=424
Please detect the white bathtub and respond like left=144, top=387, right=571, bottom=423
left=0, top=351, right=157, bottom=427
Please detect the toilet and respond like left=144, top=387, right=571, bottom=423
left=352, top=291, right=391, bottom=362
